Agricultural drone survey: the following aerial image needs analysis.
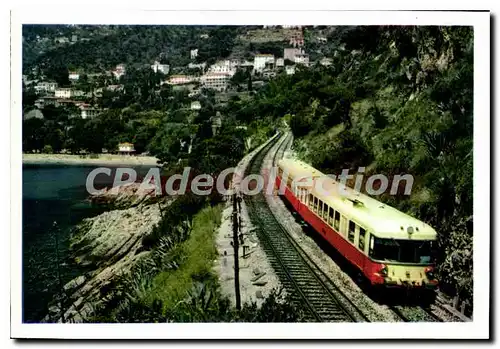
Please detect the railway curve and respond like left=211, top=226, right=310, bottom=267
left=242, top=132, right=369, bottom=322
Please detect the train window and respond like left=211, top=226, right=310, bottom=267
left=334, top=211, right=340, bottom=231
left=369, top=237, right=434, bottom=264
left=313, top=197, right=318, bottom=212
left=358, top=227, right=366, bottom=251
left=348, top=221, right=356, bottom=243
left=308, top=194, right=314, bottom=208
left=318, top=200, right=324, bottom=216
left=328, top=207, right=334, bottom=225
left=322, top=203, right=329, bottom=220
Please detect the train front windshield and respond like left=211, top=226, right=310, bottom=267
left=369, top=236, right=434, bottom=264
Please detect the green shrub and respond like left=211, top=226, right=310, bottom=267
left=42, top=145, right=53, bottom=154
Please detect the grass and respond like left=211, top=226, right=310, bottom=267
left=147, top=204, right=223, bottom=310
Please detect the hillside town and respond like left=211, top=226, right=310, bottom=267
left=22, top=25, right=340, bottom=155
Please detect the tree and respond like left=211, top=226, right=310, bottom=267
left=230, top=68, right=248, bottom=90
left=22, top=88, right=38, bottom=111
left=247, top=70, right=253, bottom=92
left=149, top=122, right=195, bottom=166
left=23, top=118, right=46, bottom=152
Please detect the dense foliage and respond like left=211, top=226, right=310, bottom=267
left=233, top=26, right=473, bottom=304
left=23, top=25, right=247, bottom=79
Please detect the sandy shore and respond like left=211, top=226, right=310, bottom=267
left=22, top=153, right=160, bottom=166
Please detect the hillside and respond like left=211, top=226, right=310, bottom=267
left=225, top=26, right=473, bottom=306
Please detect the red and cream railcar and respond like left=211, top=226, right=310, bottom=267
left=276, top=159, right=438, bottom=289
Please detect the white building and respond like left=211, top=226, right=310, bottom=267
left=276, top=58, right=285, bottom=67
left=188, top=62, right=207, bottom=71
left=253, top=54, right=275, bottom=72
left=320, top=57, right=333, bottom=67
left=208, top=60, right=238, bottom=75
left=284, top=48, right=303, bottom=61
left=54, top=88, right=72, bottom=99
left=34, top=81, right=58, bottom=93
left=112, top=64, right=126, bottom=79
left=166, top=75, right=196, bottom=85
left=262, top=71, right=277, bottom=79
left=68, top=71, right=80, bottom=81
left=200, top=72, right=231, bottom=92
left=75, top=103, right=100, bottom=119
left=191, top=101, right=201, bottom=110
left=294, top=53, right=310, bottom=66
left=54, top=88, right=84, bottom=99
left=118, top=142, right=135, bottom=155
left=151, top=61, right=170, bottom=74
left=190, top=49, right=199, bottom=59
left=285, top=66, right=296, bottom=75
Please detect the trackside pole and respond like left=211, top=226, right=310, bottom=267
left=232, top=193, right=241, bottom=310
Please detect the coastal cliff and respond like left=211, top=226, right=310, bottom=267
left=43, top=184, right=168, bottom=323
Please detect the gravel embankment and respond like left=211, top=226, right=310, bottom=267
left=213, top=134, right=284, bottom=307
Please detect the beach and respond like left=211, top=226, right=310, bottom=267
left=22, top=153, right=160, bottom=166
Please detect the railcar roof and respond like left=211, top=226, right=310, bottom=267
left=278, top=158, right=437, bottom=240
left=278, top=158, right=325, bottom=178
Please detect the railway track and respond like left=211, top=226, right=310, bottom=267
left=390, top=305, right=442, bottom=322
left=242, top=132, right=369, bottom=322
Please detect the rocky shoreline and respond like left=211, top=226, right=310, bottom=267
left=43, top=184, right=168, bottom=323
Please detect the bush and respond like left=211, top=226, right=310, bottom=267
left=42, top=145, right=53, bottom=154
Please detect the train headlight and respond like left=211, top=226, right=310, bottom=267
left=424, top=266, right=435, bottom=280
left=379, top=264, right=388, bottom=277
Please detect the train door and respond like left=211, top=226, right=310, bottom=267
left=352, top=224, right=362, bottom=269
left=292, top=184, right=299, bottom=210
left=297, top=188, right=306, bottom=211
left=358, top=227, right=367, bottom=270
left=339, top=215, right=348, bottom=238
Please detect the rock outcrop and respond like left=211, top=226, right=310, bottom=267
left=43, top=199, right=168, bottom=323
left=89, top=182, right=160, bottom=209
